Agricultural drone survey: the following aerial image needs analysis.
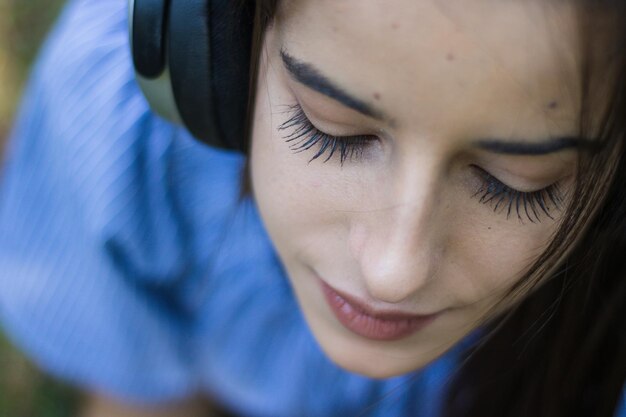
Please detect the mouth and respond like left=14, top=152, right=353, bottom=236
left=318, top=278, right=441, bottom=341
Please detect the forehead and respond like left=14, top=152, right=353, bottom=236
left=275, top=0, right=582, bottom=140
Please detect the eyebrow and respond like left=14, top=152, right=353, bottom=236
left=474, top=136, right=600, bottom=156
left=280, top=49, right=599, bottom=157
left=280, top=49, right=387, bottom=120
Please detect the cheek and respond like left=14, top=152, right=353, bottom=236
left=251, top=117, right=352, bottom=266
left=250, top=79, right=334, bottom=260
left=443, top=204, right=558, bottom=306
left=250, top=58, right=369, bottom=262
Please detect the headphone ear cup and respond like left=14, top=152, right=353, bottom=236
left=168, top=0, right=253, bottom=151
left=206, top=0, right=254, bottom=152
left=132, top=0, right=254, bottom=151
left=168, top=0, right=219, bottom=146
left=131, top=0, right=183, bottom=125
left=131, top=0, right=167, bottom=79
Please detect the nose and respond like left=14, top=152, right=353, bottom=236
left=349, top=173, right=439, bottom=305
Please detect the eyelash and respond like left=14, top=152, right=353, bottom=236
left=278, top=103, right=563, bottom=223
left=278, top=104, right=376, bottom=165
left=472, top=167, right=563, bottom=223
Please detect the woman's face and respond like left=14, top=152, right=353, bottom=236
left=251, top=0, right=582, bottom=377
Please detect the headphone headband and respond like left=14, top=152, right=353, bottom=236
left=129, top=0, right=255, bottom=152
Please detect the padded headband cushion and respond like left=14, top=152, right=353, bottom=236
left=132, top=0, right=168, bottom=78
left=168, top=0, right=254, bottom=151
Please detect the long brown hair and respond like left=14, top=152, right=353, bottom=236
left=241, top=1, right=626, bottom=416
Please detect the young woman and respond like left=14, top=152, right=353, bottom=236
left=0, top=0, right=624, bottom=416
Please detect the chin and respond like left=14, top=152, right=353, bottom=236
left=319, top=341, right=431, bottom=379
left=334, top=352, right=428, bottom=379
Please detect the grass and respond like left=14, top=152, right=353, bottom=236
left=0, top=0, right=66, bottom=134
left=0, top=1, right=81, bottom=415
left=0, top=334, right=80, bottom=417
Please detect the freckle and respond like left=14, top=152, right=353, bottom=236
left=446, top=53, right=455, bottom=61
left=373, top=92, right=381, bottom=100
left=488, top=227, right=492, bottom=230
left=332, top=26, right=339, bottom=33
left=547, top=100, right=559, bottom=110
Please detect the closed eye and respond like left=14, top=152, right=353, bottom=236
left=279, top=103, right=378, bottom=165
left=471, top=166, right=563, bottom=223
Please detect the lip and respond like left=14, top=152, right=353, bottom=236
left=319, top=278, right=441, bottom=341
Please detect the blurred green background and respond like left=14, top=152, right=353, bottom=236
left=0, top=0, right=65, bottom=135
left=0, top=0, right=81, bottom=416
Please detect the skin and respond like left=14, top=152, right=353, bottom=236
left=251, top=0, right=583, bottom=378
left=80, top=393, right=213, bottom=417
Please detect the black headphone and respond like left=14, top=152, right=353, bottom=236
left=129, top=0, right=255, bottom=153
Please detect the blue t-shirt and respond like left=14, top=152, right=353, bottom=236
left=0, top=1, right=623, bottom=417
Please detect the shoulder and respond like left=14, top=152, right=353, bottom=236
left=30, top=0, right=145, bottom=140
left=42, top=0, right=129, bottom=69
left=25, top=0, right=243, bottom=191
left=6, top=0, right=249, bottom=273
